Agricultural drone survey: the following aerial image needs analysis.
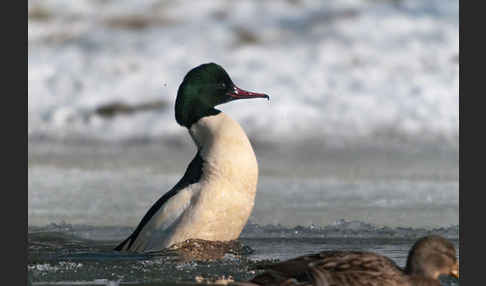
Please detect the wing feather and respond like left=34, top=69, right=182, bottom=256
left=114, top=151, right=204, bottom=251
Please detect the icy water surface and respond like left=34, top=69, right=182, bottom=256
left=28, top=141, right=459, bottom=285
left=28, top=224, right=459, bottom=286
left=28, top=142, right=458, bottom=228
left=28, top=140, right=458, bottom=285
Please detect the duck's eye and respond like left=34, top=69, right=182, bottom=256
left=219, top=83, right=226, bottom=89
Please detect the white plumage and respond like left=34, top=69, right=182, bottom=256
left=120, top=112, right=258, bottom=252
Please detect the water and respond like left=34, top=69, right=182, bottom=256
left=28, top=141, right=458, bottom=285
left=28, top=224, right=458, bottom=286
left=28, top=142, right=458, bottom=228
left=28, top=0, right=459, bottom=285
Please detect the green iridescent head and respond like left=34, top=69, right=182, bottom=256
left=175, top=63, right=269, bottom=127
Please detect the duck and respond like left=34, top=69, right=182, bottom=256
left=115, top=63, right=269, bottom=252
left=237, top=235, right=458, bottom=286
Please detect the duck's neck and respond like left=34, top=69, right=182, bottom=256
left=188, top=112, right=258, bottom=187
left=175, top=97, right=221, bottom=128
left=405, top=259, right=438, bottom=280
left=189, top=111, right=253, bottom=154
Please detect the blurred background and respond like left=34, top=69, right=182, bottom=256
left=28, top=0, right=458, bottom=230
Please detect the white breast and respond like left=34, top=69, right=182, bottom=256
left=128, top=112, right=259, bottom=251
left=174, top=112, right=259, bottom=241
left=190, top=112, right=259, bottom=191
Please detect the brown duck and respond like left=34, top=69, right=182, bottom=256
left=236, top=235, right=458, bottom=286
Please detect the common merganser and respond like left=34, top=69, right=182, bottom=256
left=115, top=63, right=269, bottom=252
left=240, top=235, right=459, bottom=286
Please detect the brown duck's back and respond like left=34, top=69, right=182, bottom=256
left=308, top=266, right=410, bottom=286
left=252, top=251, right=409, bottom=286
left=258, top=251, right=402, bottom=275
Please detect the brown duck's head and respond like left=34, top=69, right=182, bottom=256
left=405, top=235, right=459, bottom=280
